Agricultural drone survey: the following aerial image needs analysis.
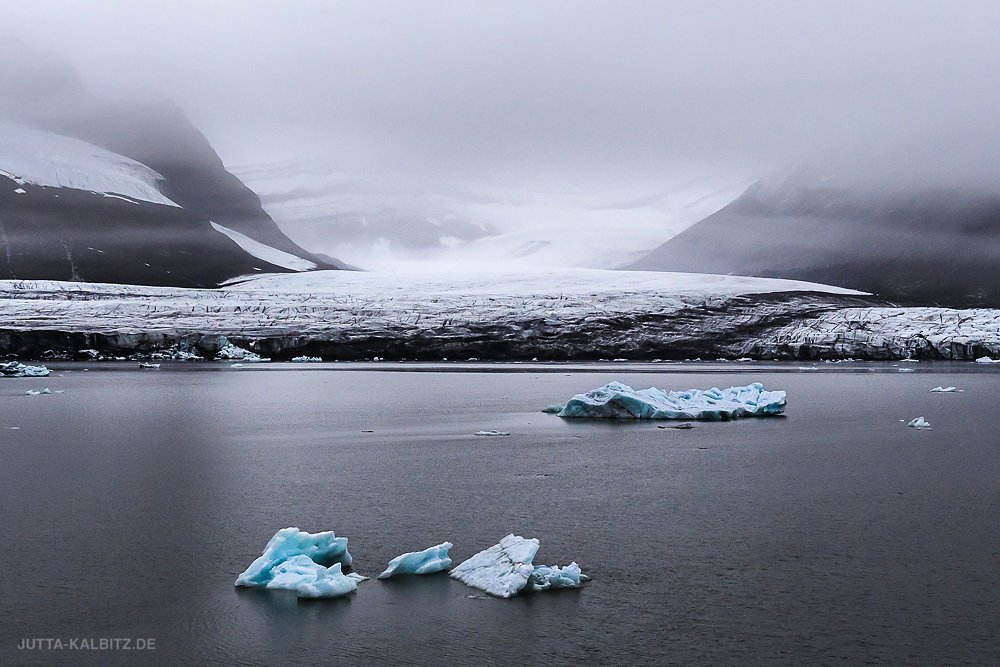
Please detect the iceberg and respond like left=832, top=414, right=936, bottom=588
left=976, top=356, right=1000, bottom=364
left=25, top=388, right=52, bottom=396
left=528, top=563, right=586, bottom=591
left=474, top=430, right=510, bottom=437
left=263, top=555, right=363, bottom=599
left=930, top=386, right=959, bottom=392
left=556, top=381, right=785, bottom=420
left=235, top=527, right=352, bottom=588
left=907, top=417, right=932, bottom=429
left=291, top=355, right=322, bottom=362
left=1, top=361, right=49, bottom=377
left=216, top=341, right=264, bottom=362
left=450, top=534, right=540, bottom=598
left=378, top=542, right=453, bottom=579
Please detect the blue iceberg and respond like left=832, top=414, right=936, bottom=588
left=378, top=542, right=453, bottom=579
left=264, top=554, right=366, bottom=598
left=235, top=527, right=353, bottom=588
left=556, top=381, right=786, bottom=420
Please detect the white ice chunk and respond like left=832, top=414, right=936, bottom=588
left=378, top=542, right=453, bottom=578
left=262, top=555, right=359, bottom=598
left=930, top=386, right=959, bottom=392
left=907, top=417, right=932, bottom=429
left=450, top=534, right=540, bottom=598
left=216, top=341, right=264, bottom=361
left=528, top=562, right=586, bottom=590
left=1, top=362, right=50, bottom=377
left=291, top=356, right=322, bottom=362
left=235, top=527, right=352, bottom=587
left=474, top=430, right=510, bottom=436
left=975, top=356, right=1000, bottom=364
left=557, top=381, right=786, bottom=420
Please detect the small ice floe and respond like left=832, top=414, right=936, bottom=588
left=527, top=563, right=587, bottom=591
left=555, top=381, right=785, bottom=420
left=736, top=357, right=753, bottom=362
left=907, top=417, right=932, bottom=429
left=541, top=405, right=564, bottom=414
left=14, top=187, right=26, bottom=194
left=797, top=366, right=820, bottom=371
left=975, top=356, right=1000, bottom=364
left=25, top=388, right=52, bottom=396
left=474, top=430, right=510, bottom=436
left=450, top=534, right=586, bottom=598
left=898, top=368, right=915, bottom=372
left=235, top=527, right=355, bottom=598
left=658, top=422, right=694, bottom=429
left=230, top=363, right=243, bottom=368
left=9, top=426, right=21, bottom=430
left=138, top=362, right=160, bottom=369
left=1, top=362, right=50, bottom=378
left=378, top=542, right=453, bottom=579
left=930, top=386, right=960, bottom=392
left=291, top=356, right=322, bottom=362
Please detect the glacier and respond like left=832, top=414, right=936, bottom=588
left=1, top=361, right=49, bottom=377
left=235, top=527, right=352, bottom=588
left=557, top=381, right=786, bottom=420
left=377, top=542, right=453, bottom=578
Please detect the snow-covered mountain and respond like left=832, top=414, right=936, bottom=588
left=630, top=162, right=1000, bottom=307
left=234, top=160, right=747, bottom=270
left=0, top=38, right=341, bottom=287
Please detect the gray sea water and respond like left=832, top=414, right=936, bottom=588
left=1, top=362, right=998, bottom=665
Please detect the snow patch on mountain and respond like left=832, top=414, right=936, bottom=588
left=210, top=222, right=317, bottom=271
left=0, top=120, right=178, bottom=207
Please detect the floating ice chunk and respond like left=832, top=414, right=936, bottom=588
left=898, top=368, right=915, bottom=372
left=138, top=362, right=160, bottom=369
left=975, top=356, right=1000, bottom=364
left=235, top=527, right=352, bottom=587
left=658, top=422, right=693, bottom=429
left=291, top=356, right=322, bottom=362
left=450, top=534, right=540, bottom=598
left=474, top=430, right=510, bottom=436
left=262, top=555, right=362, bottom=598
left=296, top=564, right=363, bottom=599
left=1, top=362, right=50, bottom=377
left=378, top=542, right=453, bottom=578
left=930, top=386, right=959, bottom=392
left=528, top=562, right=587, bottom=591
left=25, top=388, right=52, bottom=396
left=556, top=381, right=785, bottom=420
left=907, top=417, right=932, bottom=429
left=541, top=405, right=564, bottom=414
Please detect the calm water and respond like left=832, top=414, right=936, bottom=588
left=1, top=362, right=998, bottom=665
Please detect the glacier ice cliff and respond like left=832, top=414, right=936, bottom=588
left=557, top=381, right=786, bottom=420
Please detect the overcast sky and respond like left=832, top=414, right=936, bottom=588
left=6, top=0, right=1000, bottom=184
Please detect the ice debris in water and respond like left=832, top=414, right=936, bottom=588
left=450, top=534, right=586, bottom=598
left=528, top=563, right=587, bottom=591
left=556, top=381, right=785, bottom=420
left=1, top=362, right=49, bottom=377
left=235, top=527, right=353, bottom=596
left=930, top=386, right=960, bottom=392
left=907, top=417, right=932, bottom=429
left=541, top=405, right=564, bottom=414
left=474, top=430, right=510, bottom=436
left=975, top=356, right=1000, bottom=364
left=291, top=355, right=322, bottom=362
left=25, top=388, right=52, bottom=396
left=378, top=542, right=453, bottom=579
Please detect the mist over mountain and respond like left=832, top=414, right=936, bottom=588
left=0, top=38, right=340, bottom=286
left=630, top=143, right=1000, bottom=307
